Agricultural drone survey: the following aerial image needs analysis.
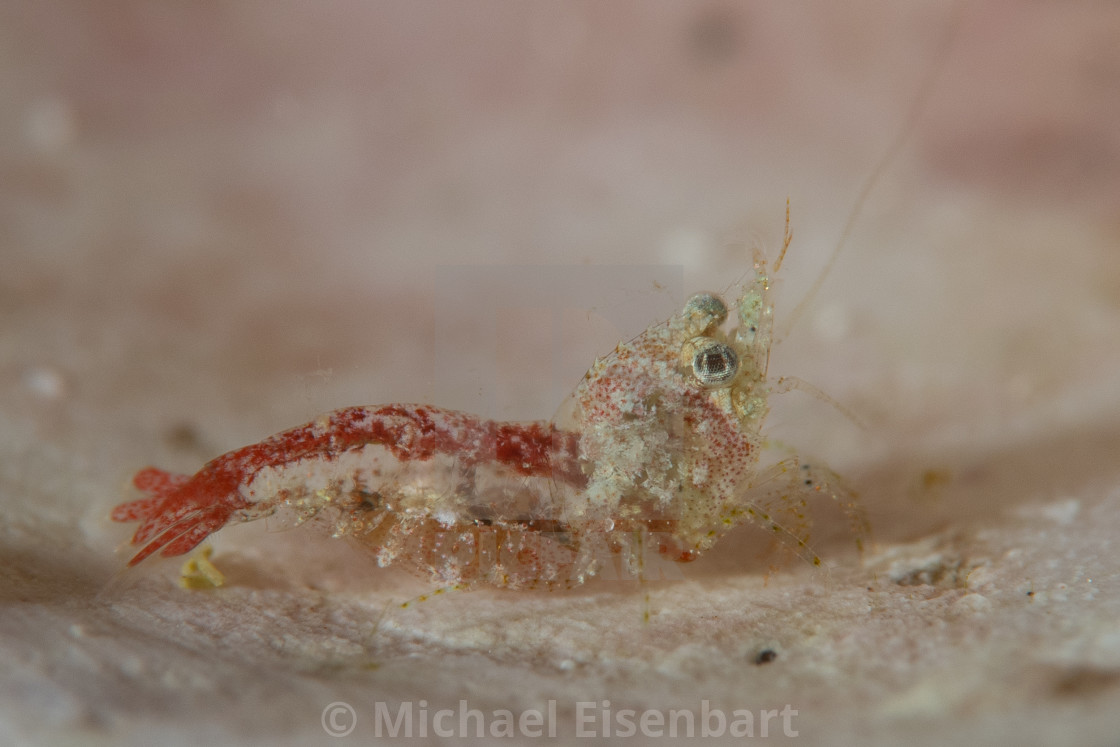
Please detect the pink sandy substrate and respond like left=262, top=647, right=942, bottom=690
left=3, top=3, right=1120, bottom=745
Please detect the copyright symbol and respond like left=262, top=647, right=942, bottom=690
left=322, top=701, right=357, bottom=737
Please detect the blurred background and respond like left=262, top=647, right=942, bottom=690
left=3, top=2, right=1120, bottom=745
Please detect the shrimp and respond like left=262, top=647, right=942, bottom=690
left=111, top=210, right=865, bottom=590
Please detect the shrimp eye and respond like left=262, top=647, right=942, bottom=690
left=688, top=338, right=739, bottom=388
left=683, top=292, right=728, bottom=331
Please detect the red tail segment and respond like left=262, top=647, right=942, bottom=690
left=112, top=467, right=237, bottom=566
left=110, top=405, right=585, bottom=568
left=110, top=468, right=188, bottom=522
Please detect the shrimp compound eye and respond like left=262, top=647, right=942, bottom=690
left=683, top=292, right=728, bottom=332
left=687, top=337, right=739, bottom=388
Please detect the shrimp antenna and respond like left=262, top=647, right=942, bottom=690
left=783, top=3, right=963, bottom=336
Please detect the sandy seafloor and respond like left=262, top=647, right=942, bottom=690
left=3, top=3, right=1120, bottom=745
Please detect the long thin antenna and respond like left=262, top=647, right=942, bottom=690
left=783, top=4, right=963, bottom=336
left=774, top=197, right=792, bottom=274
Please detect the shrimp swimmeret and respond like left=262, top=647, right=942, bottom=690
left=112, top=211, right=866, bottom=590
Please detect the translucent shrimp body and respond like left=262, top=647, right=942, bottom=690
left=112, top=244, right=846, bottom=589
